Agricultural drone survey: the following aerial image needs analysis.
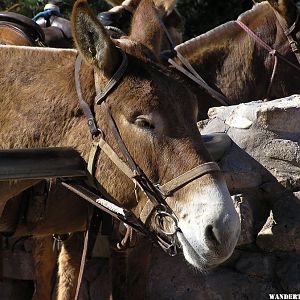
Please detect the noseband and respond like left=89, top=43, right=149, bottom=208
left=73, top=51, right=220, bottom=256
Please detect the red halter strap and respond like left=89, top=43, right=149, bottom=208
left=235, top=19, right=300, bottom=99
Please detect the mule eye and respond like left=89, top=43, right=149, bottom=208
left=134, top=117, right=155, bottom=130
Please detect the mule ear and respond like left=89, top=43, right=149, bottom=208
left=72, top=0, right=120, bottom=76
left=129, top=0, right=163, bottom=56
left=267, top=0, right=298, bottom=27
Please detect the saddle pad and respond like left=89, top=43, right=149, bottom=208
left=0, top=147, right=87, bottom=180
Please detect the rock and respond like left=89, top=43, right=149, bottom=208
left=201, top=95, right=300, bottom=254
left=225, top=114, right=253, bottom=129
left=224, top=171, right=263, bottom=194
left=208, top=95, right=300, bottom=133
left=276, top=255, right=300, bottom=293
left=234, top=252, right=276, bottom=280
left=202, top=94, right=300, bottom=191
left=257, top=222, right=300, bottom=252
left=255, top=96, right=300, bottom=132
left=257, top=194, right=300, bottom=252
left=263, top=139, right=300, bottom=165
left=233, top=195, right=255, bottom=246
left=148, top=247, right=276, bottom=300
left=233, top=192, right=270, bottom=247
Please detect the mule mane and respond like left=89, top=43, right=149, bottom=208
left=237, top=2, right=271, bottom=23
left=175, top=2, right=272, bottom=57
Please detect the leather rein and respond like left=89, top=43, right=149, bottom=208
left=71, top=52, right=220, bottom=257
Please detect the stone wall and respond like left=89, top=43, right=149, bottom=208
left=1, top=95, right=300, bottom=299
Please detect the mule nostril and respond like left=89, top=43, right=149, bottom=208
left=205, top=225, right=222, bottom=246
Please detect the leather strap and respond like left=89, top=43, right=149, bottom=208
left=75, top=49, right=127, bottom=136
left=158, top=162, right=220, bottom=196
left=266, top=53, right=278, bottom=99
left=75, top=55, right=99, bottom=136
left=74, top=225, right=90, bottom=300
left=235, top=18, right=300, bottom=68
left=157, top=4, right=229, bottom=106
left=61, top=181, right=156, bottom=239
left=95, top=49, right=128, bottom=104
left=139, top=199, right=155, bottom=224
left=116, top=226, right=137, bottom=250
left=273, top=10, right=300, bottom=65
left=284, top=12, right=299, bottom=35
left=87, top=141, right=99, bottom=176
left=169, top=51, right=230, bottom=106
left=102, top=102, right=140, bottom=175
left=74, top=206, right=101, bottom=300
left=97, top=137, right=135, bottom=179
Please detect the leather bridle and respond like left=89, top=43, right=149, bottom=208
left=73, top=51, right=220, bottom=256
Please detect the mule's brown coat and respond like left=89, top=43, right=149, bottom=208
left=0, top=1, right=231, bottom=299
left=176, top=1, right=300, bottom=120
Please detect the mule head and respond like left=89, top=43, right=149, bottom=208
left=72, top=0, right=240, bottom=270
left=99, top=0, right=182, bottom=46
left=267, top=0, right=299, bottom=28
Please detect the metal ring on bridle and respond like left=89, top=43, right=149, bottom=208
left=92, top=128, right=103, bottom=140
left=154, top=210, right=179, bottom=236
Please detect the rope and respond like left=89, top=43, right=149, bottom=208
left=235, top=20, right=300, bottom=72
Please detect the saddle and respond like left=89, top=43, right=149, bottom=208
left=0, top=12, right=45, bottom=46
left=0, top=11, right=72, bottom=48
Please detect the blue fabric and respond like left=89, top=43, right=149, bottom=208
left=32, top=9, right=62, bottom=22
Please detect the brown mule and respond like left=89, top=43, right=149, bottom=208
left=0, top=1, right=185, bottom=299
left=172, top=0, right=300, bottom=120
left=0, top=1, right=184, bottom=299
left=0, top=0, right=240, bottom=299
